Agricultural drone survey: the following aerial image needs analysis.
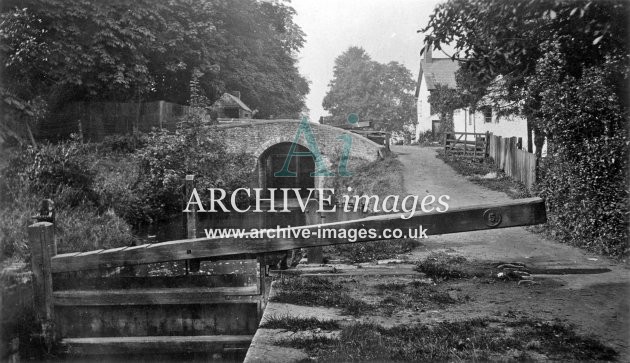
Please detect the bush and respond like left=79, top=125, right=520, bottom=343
left=536, top=135, right=628, bottom=256
left=2, top=135, right=98, bottom=208
left=534, top=55, right=629, bottom=257
left=92, top=156, right=149, bottom=224
left=417, top=130, right=438, bottom=145
left=133, top=119, right=256, bottom=222
left=100, top=134, right=147, bottom=154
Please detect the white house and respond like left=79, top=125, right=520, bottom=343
left=414, top=46, right=532, bottom=148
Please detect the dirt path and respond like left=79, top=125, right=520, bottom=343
left=393, top=145, right=630, bottom=359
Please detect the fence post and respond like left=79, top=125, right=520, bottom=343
left=485, top=131, right=490, bottom=157
left=158, top=100, right=165, bottom=129
left=443, top=132, right=449, bottom=158
left=28, top=221, right=56, bottom=351
left=510, top=137, right=518, bottom=176
left=185, top=175, right=200, bottom=273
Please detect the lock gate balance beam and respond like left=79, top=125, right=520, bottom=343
left=51, top=198, right=546, bottom=274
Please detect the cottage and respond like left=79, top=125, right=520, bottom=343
left=414, top=46, right=531, bottom=147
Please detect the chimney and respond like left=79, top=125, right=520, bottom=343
left=424, top=43, right=432, bottom=63
left=232, top=91, right=241, bottom=99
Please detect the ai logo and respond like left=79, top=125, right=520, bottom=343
left=274, top=114, right=359, bottom=177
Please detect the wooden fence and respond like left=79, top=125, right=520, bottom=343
left=488, top=135, right=538, bottom=189
left=443, top=132, right=489, bottom=160
left=39, top=101, right=210, bottom=141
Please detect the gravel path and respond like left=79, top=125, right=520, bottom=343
left=394, top=145, right=508, bottom=208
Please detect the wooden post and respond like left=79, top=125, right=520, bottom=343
left=510, top=137, right=517, bottom=176
left=185, top=175, right=200, bottom=273
left=485, top=131, right=490, bottom=157
left=185, top=175, right=198, bottom=239
left=158, top=100, right=165, bottom=129
left=28, top=221, right=56, bottom=351
left=307, top=212, right=324, bottom=264
left=527, top=121, right=533, bottom=153
left=256, top=254, right=266, bottom=318
left=517, top=137, right=523, bottom=150
left=464, top=132, right=468, bottom=156
left=443, top=132, right=448, bottom=158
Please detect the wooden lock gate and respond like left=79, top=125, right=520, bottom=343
left=27, top=189, right=546, bottom=359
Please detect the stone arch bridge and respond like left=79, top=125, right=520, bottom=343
left=215, top=119, right=387, bottom=190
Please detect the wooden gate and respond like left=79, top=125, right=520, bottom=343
left=443, top=132, right=490, bottom=160
left=27, top=193, right=546, bottom=359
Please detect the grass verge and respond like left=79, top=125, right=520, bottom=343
left=436, top=150, right=530, bottom=199
left=280, top=318, right=616, bottom=361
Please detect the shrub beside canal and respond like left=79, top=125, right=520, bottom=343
left=0, top=125, right=256, bottom=264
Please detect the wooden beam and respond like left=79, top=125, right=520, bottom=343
left=53, top=286, right=259, bottom=306
left=51, top=198, right=546, bottom=273
left=62, top=335, right=253, bottom=355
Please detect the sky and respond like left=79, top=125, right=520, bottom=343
left=291, top=0, right=446, bottom=122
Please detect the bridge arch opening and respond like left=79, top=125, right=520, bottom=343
left=258, top=142, right=316, bottom=196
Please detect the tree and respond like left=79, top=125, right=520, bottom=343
left=213, top=0, right=309, bottom=119
left=0, top=0, right=309, bottom=143
left=0, top=0, right=168, bottom=143
left=322, top=47, right=416, bottom=132
left=426, top=84, right=461, bottom=133
left=421, top=0, right=629, bottom=153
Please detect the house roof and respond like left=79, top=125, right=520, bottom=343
left=415, top=58, right=460, bottom=97
left=214, top=93, right=252, bottom=112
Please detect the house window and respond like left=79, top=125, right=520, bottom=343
left=482, top=107, right=492, bottom=123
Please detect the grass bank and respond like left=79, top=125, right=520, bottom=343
left=0, top=139, right=141, bottom=266
left=324, top=155, right=420, bottom=263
